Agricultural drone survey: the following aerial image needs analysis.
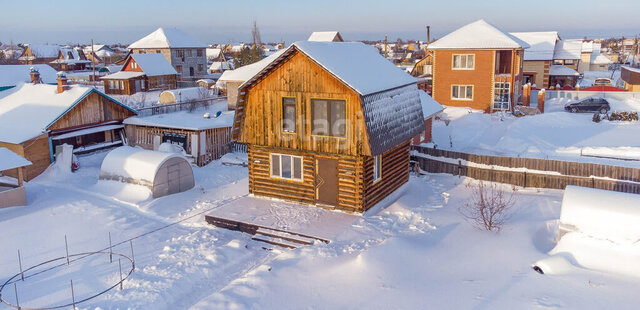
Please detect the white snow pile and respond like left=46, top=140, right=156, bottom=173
left=535, top=186, right=640, bottom=277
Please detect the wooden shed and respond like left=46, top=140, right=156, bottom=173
left=0, top=74, right=137, bottom=180
left=0, top=147, right=32, bottom=208
left=233, top=41, right=425, bottom=212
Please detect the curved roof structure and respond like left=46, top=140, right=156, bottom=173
left=429, top=20, right=529, bottom=50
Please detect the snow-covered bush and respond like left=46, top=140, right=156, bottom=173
left=459, top=180, right=516, bottom=231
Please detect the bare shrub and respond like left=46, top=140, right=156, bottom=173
left=459, top=180, right=516, bottom=231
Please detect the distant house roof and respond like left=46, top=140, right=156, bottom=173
left=0, top=84, right=135, bottom=144
left=592, top=54, right=613, bottom=65
left=0, top=64, right=58, bottom=87
left=19, top=44, right=61, bottom=60
left=129, top=53, right=177, bottom=76
left=549, top=65, right=579, bottom=76
left=206, top=48, right=222, bottom=59
left=50, top=48, right=91, bottom=65
left=218, top=49, right=287, bottom=82
left=128, top=28, right=206, bottom=49
left=209, top=61, right=233, bottom=72
left=509, top=31, right=558, bottom=60
left=307, top=31, right=344, bottom=42
left=419, top=91, right=443, bottom=119
left=84, top=44, right=116, bottom=57
left=0, top=147, right=32, bottom=171
left=235, top=41, right=425, bottom=156
left=553, top=40, right=582, bottom=60
left=428, top=20, right=529, bottom=50
left=100, top=71, right=146, bottom=80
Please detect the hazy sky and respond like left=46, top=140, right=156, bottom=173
left=1, top=0, right=639, bottom=45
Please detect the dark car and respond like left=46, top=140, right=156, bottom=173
left=564, top=97, right=610, bottom=113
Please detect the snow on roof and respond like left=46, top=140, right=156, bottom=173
left=553, top=40, right=582, bottom=60
left=428, top=20, right=529, bottom=50
left=591, top=54, right=613, bottom=65
left=209, top=61, right=233, bottom=72
left=0, top=64, right=58, bottom=87
left=128, top=27, right=206, bottom=49
left=22, top=44, right=61, bottom=58
left=307, top=31, right=343, bottom=42
left=0, top=84, right=92, bottom=143
left=0, top=147, right=32, bottom=171
left=130, top=53, right=177, bottom=76
left=509, top=32, right=558, bottom=60
left=99, top=146, right=187, bottom=183
left=581, top=41, right=594, bottom=53
left=100, top=71, right=146, bottom=80
left=622, top=66, right=640, bottom=74
left=549, top=64, right=579, bottom=76
left=50, top=48, right=91, bottom=64
left=206, top=48, right=221, bottom=59
left=289, top=41, right=417, bottom=95
left=419, top=91, right=444, bottom=118
left=124, top=105, right=234, bottom=131
left=218, top=49, right=286, bottom=82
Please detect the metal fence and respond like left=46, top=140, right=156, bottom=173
left=135, top=96, right=228, bottom=117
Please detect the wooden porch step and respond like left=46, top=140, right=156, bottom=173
left=252, top=234, right=300, bottom=249
left=255, top=227, right=315, bottom=245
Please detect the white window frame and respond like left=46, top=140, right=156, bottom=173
left=270, top=153, right=303, bottom=181
left=492, top=82, right=511, bottom=111
left=451, top=85, right=473, bottom=101
left=452, top=54, right=475, bottom=70
left=373, top=155, right=382, bottom=183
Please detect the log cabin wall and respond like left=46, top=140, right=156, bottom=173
left=239, top=50, right=370, bottom=157
left=248, top=144, right=365, bottom=212
left=362, top=140, right=411, bottom=211
left=0, top=134, right=51, bottom=181
left=48, top=92, right=135, bottom=131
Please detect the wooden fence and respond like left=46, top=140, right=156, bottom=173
left=411, top=145, right=640, bottom=194
left=229, top=141, right=247, bottom=153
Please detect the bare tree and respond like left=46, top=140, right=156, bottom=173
left=459, top=180, right=516, bottom=231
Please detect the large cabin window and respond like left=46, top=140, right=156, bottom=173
left=271, top=153, right=303, bottom=181
left=282, top=97, right=296, bottom=133
left=452, top=54, right=474, bottom=70
left=451, top=85, right=473, bottom=100
left=311, top=99, right=346, bottom=137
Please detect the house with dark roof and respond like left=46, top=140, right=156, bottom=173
left=0, top=73, right=136, bottom=180
left=429, top=20, right=529, bottom=112
left=101, top=53, right=177, bottom=95
left=128, top=28, right=208, bottom=79
left=50, top=47, right=92, bottom=71
left=233, top=41, right=425, bottom=212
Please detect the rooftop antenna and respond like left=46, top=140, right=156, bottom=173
left=252, top=20, right=262, bottom=47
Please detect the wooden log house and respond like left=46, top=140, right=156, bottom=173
left=101, top=53, right=177, bottom=95
left=0, top=72, right=137, bottom=180
left=233, top=41, right=425, bottom=212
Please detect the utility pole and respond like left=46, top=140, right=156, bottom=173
left=91, top=39, right=95, bottom=84
left=384, top=35, right=388, bottom=58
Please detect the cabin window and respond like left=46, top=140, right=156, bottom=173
left=311, top=99, right=346, bottom=137
left=553, top=59, right=563, bottom=65
left=131, top=62, right=138, bottom=69
left=197, top=49, right=203, bottom=57
left=175, top=49, right=184, bottom=58
left=119, top=81, right=124, bottom=90
left=564, top=59, right=575, bottom=65
left=197, top=64, right=204, bottom=72
left=176, top=65, right=182, bottom=74
left=373, top=155, right=382, bottom=183
left=451, top=85, right=473, bottom=100
left=282, top=97, right=296, bottom=133
left=156, top=50, right=161, bottom=54
left=271, top=153, right=303, bottom=181
left=452, top=54, right=475, bottom=69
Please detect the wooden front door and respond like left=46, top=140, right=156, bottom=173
left=316, top=157, right=339, bottom=206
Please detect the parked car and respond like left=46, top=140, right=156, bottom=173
left=564, top=97, right=610, bottom=113
left=593, top=78, right=613, bottom=87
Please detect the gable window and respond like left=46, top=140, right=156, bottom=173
left=452, top=54, right=475, bottom=69
left=271, top=153, right=303, bottom=181
left=373, top=155, right=382, bottom=182
left=452, top=85, right=473, bottom=100
left=311, top=99, right=346, bottom=137
left=131, top=62, right=138, bottom=69
left=282, top=97, right=296, bottom=133
left=553, top=59, right=563, bottom=65
left=564, top=59, right=575, bottom=65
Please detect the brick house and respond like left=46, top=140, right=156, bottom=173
left=429, top=20, right=529, bottom=112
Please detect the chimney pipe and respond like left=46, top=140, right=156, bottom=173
left=57, top=72, right=69, bottom=93
left=29, top=67, right=41, bottom=84
left=427, top=26, right=431, bottom=44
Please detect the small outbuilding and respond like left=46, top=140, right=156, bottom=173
left=99, top=146, right=195, bottom=198
left=0, top=147, right=32, bottom=208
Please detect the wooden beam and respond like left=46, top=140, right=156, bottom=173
left=17, top=167, right=24, bottom=187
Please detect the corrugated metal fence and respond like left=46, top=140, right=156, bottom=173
left=411, top=145, right=640, bottom=194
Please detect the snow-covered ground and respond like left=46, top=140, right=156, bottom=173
left=433, top=98, right=640, bottom=166
left=2, top=150, right=640, bottom=309
left=578, top=70, right=621, bottom=88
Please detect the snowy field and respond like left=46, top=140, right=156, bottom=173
left=2, top=150, right=640, bottom=309
left=433, top=97, right=640, bottom=167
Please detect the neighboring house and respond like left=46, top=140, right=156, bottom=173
left=585, top=42, right=613, bottom=71
left=208, top=61, right=233, bottom=74
left=0, top=64, right=57, bottom=91
left=0, top=74, right=137, bottom=180
left=552, top=40, right=581, bottom=71
left=124, top=105, right=234, bottom=167
left=429, top=20, right=529, bottom=112
left=549, top=64, right=580, bottom=89
left=128, top=28, right=207, bottom=80
left=83, top=44, right=118, bottom=64
left=410, top=53, right=433, bottom=94
left=50, top=47, right=92, bottom=71
left=510, top=31, right=559, bottom=88
left=621, top=66, right=640, bottom=91
left=233, top=41, right=425, bottom=212
left=0, top=44, right=23, bottom=64
left=412, top=92, right=443, bottom=145
left=307, top=31, right=344, bottom=42
left=217, top=49, right=286, bottom=109
left=18, top=44, right=61, bottom=65
left=101, top=53, right=177, bottom=95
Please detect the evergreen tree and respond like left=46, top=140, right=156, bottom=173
left=233, top=45, right=265, bottom=68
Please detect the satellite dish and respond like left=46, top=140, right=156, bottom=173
left=215, top=111, right=222, bottom=118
